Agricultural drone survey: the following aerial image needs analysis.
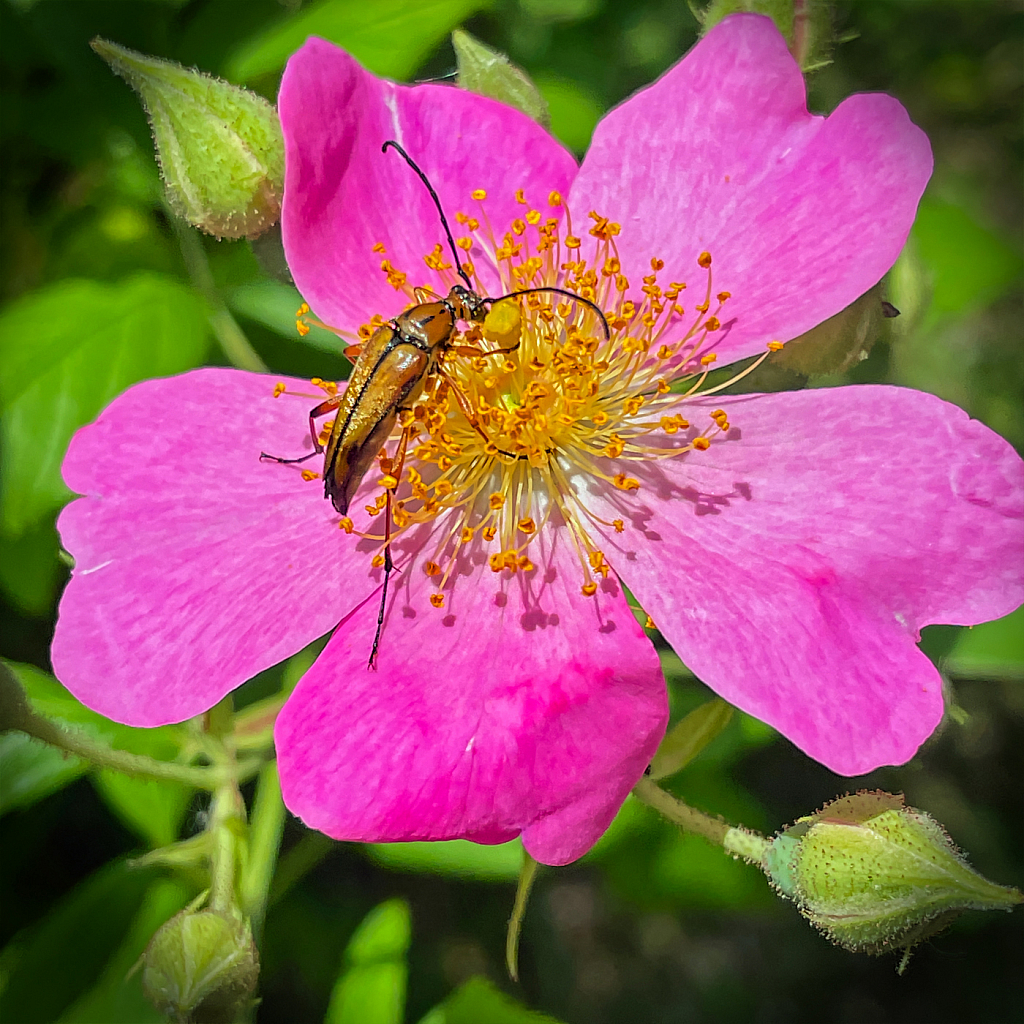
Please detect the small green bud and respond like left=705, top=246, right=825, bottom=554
left=142, top=909, right=259, bottom=1024
left=762, top=792, right=1023, bottom=968
left=91, top=39, right=284, bottom=240
left=695, top=0, right=835, bottom=74
left=453, top=29, right=551, bottom=129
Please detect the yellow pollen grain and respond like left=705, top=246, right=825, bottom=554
left=717, top=291, right=731, bottom=303
left=424, top=560, right=441, bottom=576
left=483, top=525, right=497, bottom=541
left=371, top=242, right=386, bottom=254
left=430, top=593, right=445, bottom=608
left=301, top=469, right=319, bottom=481
left=768, top=340, right=784, bottom=351
left=701, top=353, right=718, bottom=366
left=471, top=188, right=487, bottom=200
left=372, top=554, right=385, bottom=568
left=489, top=492, right=505, bottom=509
left=614, top=474, right=640, bottom=492
left=548, top=191, right=563, bottom=206
left=378, top=475, right=398, bottom=489
left=517, top=517, right=536, bottom=535
left=272, top=382, right=286, bottom=398
left=339, top=517, right=354, bottom=533
left=698, top=251, right=712, bottom=269
left=692, top=437, right=711, bottom=451
left=705, top=316, right=721, bottom=331
left=613, top=519, right=624, bottom=533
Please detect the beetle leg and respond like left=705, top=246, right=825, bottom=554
left=259, top=395, right=343, bottom=464
left=368, top=426, right=411, bottom=669
left=435, top=366, right=494, bottom=445
left=449, top=340, right=521, bottom=358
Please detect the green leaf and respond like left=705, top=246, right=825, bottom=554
left=532, top=73, right=604, bottom=152
left=453, top=29, right=550, bottom=127
left=57, top=878, right=192, bottom=1024
left=228, top=280, right=342, bottom=351
left=649, top=698, right=734, bottom=780
left=92, top=771, right=192, bottom=849
left=0, top=731, right=87, bottom=815
left=0, top=859, right=157, bottom=1024
left=912, top=198, right=1023, bottom=315
left=367, top=837, right=523, bottom=881
left=4, top=660, right=192, bottom=841
left=945, top=607, right=1024, bottom=680
left=418, top=977, right=564, bottom=1024
left=0, top=274, right=210, bottom=537
left=0, top=517, right=62, bottom=616
left=228, top=0, right=490, bottom=83
left=324, top=899, right=411, bottom=1024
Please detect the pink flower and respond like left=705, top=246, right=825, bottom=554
left=51, top=15, right=1023, bottom=866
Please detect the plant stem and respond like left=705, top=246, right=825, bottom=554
left=240, top=761, right=286, bottom=938
left=268, top=832, right=334, bottom=907
left=633, top=775, right=770, bottom=865
left=169, top=208, right=268, bottom=373
left=506, top=850, right=539, bottom=982
left=13, top=709, right=249, bottom=790
left=205, top=696, right=245, bottom=915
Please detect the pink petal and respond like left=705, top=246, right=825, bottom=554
left=279, top=38, right=578, bottom=333
left=275, top=520, right=668, bottom=866
left=589, top=386, right=1023, bottom=775
left=52, top=368, right=377, bottom=726
left=571, top=14, right=932, bottom=365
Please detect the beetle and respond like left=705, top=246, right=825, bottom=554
left=261, top=140, right=609, bottom=665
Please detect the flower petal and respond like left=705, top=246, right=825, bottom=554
left=589, top=386, right=1023, bottom=775
left=275, top=519, right=667, bottom=865
left=52, top=368, right=376, bottom=726
left=279, top=38, right=578, bottom=333
left=571, top=14, right=932, bottom=364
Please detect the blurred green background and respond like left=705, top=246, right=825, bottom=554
left=1, top=1, right=1021, bottom=1022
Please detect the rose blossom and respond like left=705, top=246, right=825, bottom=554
left=51, top=15, right=1023, bottom=865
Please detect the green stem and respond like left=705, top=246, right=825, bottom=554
left=205, top=696, right=244, bottom=915
left=506, top=850, right=539, bottom=982
left=14, top=710, right=252, bottom=790
left=240, top=761, right=286, bottom=937
left=169, top=208, right=268, bottom=373
left=633, top=774, right=772, bottom=867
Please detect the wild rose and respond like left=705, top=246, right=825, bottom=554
left=51, top=15, right=1023, bottom=865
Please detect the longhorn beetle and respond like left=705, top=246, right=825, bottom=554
left=261, top=140, right=610, bottom=667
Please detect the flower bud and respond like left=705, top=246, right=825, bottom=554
left=453, top=29, right=551, bottom=128
left=91, top=39, right=284, bottom=240
left=142, top=909, right=258, bottom=1023
left=762, top=792, right=1022, bottom=968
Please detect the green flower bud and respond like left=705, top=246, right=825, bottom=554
left=453, top=29, right=551, bottom=129
left=91, top=39, right=284, bottom=240
left=762, top=792, right=1022, bottom=969
left=142, top=908, right=259, bottom=1024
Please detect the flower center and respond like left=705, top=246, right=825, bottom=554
left=286, top=188, right=782, bottom=605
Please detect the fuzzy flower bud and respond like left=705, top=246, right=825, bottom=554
left=91, top=39, right=284, bottom=240
left=142, top=908, right=258, bottom=1023
left=762, top=792, right=1023, bottom=969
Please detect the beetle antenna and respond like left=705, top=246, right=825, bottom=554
left=381, top=140, right=474, bottom=292
left=490, top=286, right=611, bottom=340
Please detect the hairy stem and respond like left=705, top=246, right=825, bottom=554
left=169, top=208, right=268, bottom=373
left=633, top=775, right=768, bottom=863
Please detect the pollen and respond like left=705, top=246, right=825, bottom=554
left=301, top=469, right=319, bottom=481
left=320, top=195, right=773, bottom=610
left=273, top=382, right=286, bottom=398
